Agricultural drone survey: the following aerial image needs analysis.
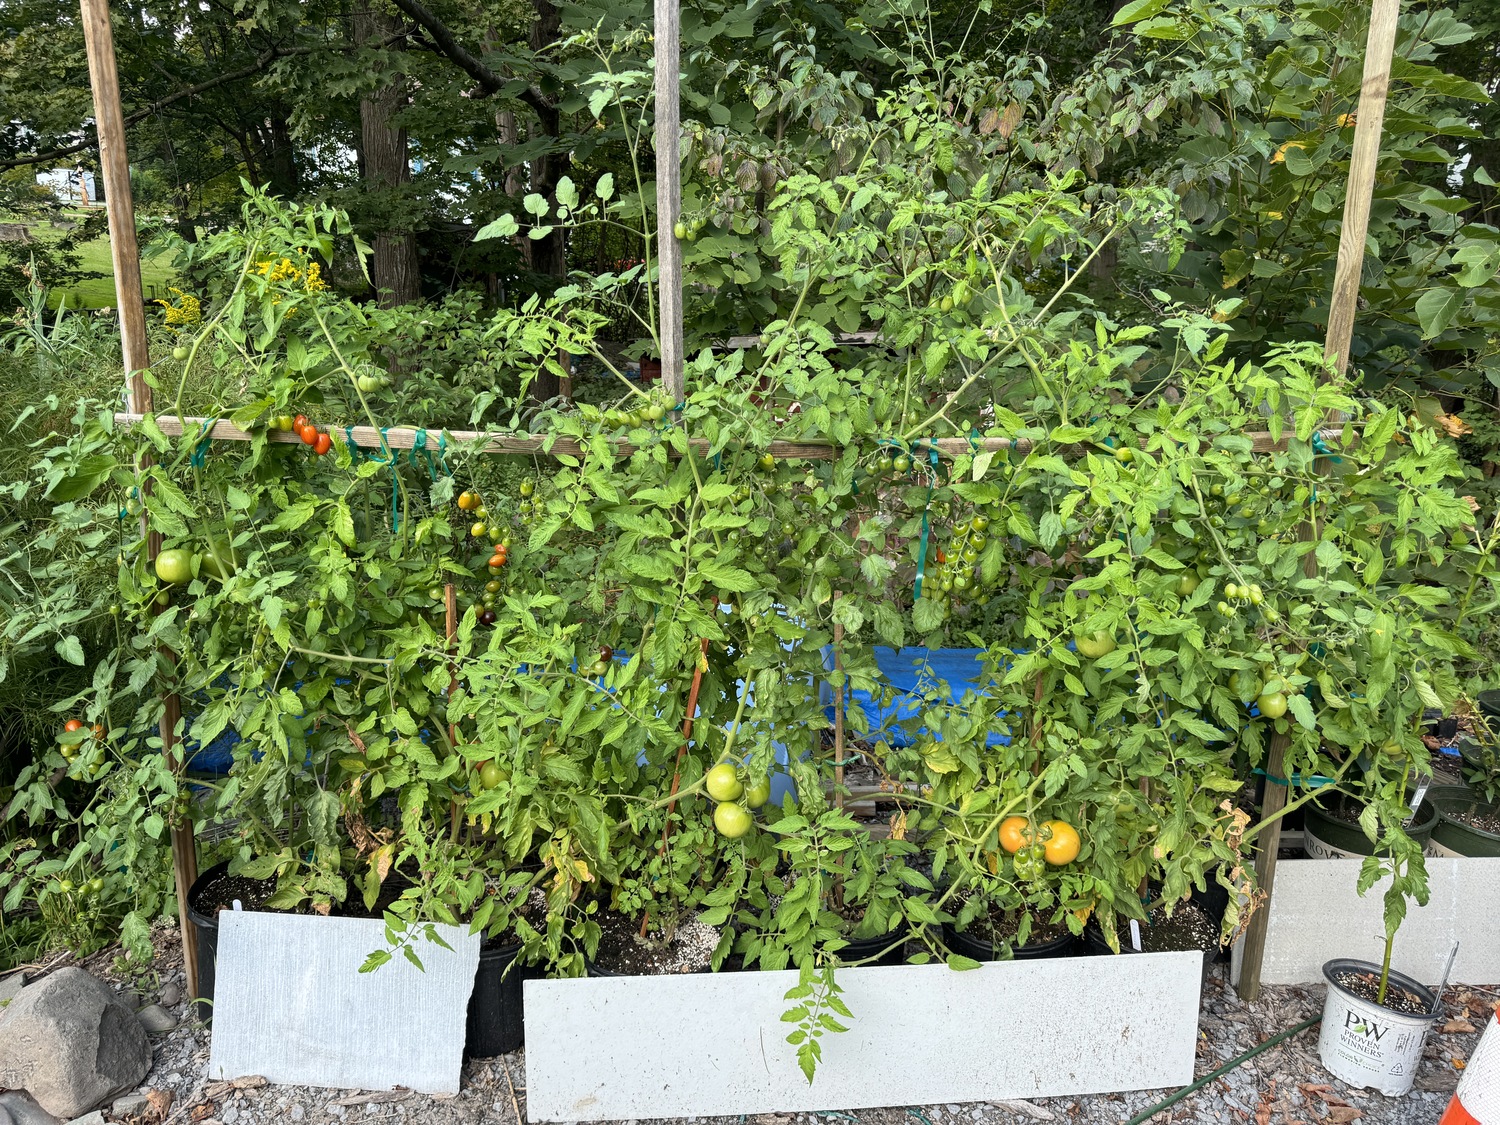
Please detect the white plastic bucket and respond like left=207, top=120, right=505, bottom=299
left=1318, top=958, right=1441, bottom=1096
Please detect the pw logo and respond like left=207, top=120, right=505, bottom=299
left=1346, top=1010, right=1389, bottom=1042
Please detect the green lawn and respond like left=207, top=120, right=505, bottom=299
left=5, top=209, right=177, bottom=309
left=52, top=234, right=178, bottom=310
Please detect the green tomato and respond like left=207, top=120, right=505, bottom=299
left=1074, top=632, right=1116, bottom=659
left=744, top=777, right=772, bottom=809
left=714, top=802, right=752, bottom=839
left=1256, top=692, right=1289, bottom=719
left=705, top=763, right=744, bottom=802
left=154, top=549, right=195, bottom=586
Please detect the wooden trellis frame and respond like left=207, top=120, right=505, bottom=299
left=78, top=0, right=1401, bottom=1008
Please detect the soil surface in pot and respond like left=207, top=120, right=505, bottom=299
left=1446, top=803, right=1500, bottom=834
left=592, top=909, right=721, bottom=975
left=1116, top=901, right=1219, bottom=954
left=954, top=894, right=1071, bottom=949
left=1331, top=966, right=1432, bottom=1015
left=192, top=870, right=280, bottom=917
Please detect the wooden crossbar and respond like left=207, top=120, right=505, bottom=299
left=114, top=412, right=1344, bottom=461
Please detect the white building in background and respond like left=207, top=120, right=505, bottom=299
left=35, top=168, right=100, bottom=206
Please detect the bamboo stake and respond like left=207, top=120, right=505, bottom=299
left=80, top=0, right=199, bottom=1000
left=1238, top=0, right=1402, bottom=1003
left=652, top=0, right=684, bottom=402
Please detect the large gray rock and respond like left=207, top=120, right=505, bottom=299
left=0, top=968, right=151, bottom=1119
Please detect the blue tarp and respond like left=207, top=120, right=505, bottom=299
left=820, top=647, right=1012, bottom=747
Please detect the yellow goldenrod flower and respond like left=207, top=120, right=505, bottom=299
left=1270, top=140, right=1306, bottom=165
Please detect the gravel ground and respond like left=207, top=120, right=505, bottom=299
left=43, top=927, right=1495, bottom=1125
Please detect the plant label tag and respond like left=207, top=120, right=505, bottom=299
left=1129, top=920, right=1143, bottom=951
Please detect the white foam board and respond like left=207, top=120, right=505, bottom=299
left=523, top=954, right=1202, bottom=1121
left=1231, top=857, right=1500, bottom=987
left=208, top=911, right=478, bottom=1093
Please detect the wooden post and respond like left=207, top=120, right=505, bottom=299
left=80, top=0, right=199, bottom=999
left=1323, top=0, right=1402, bottom=376
left=652, top=0, right=684, bottom=403
left=1237, top=0, right=1401, bottom=1002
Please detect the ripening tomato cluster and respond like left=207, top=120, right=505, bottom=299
left=270, top=413, right=332, bottom=455
left=58, top=717, right=105, bottom=761
left=998, top=816, right=1082, bottom=881
left=457, top=484, right=525, bottom=624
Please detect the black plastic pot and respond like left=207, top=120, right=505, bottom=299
left=941, top=920, right=1075, bottom=961
left=837, top=927, right=911, bottom=966
left=184, top=860, right=233, bottom=1022
left=1302, top=794, right=1438, bottom=858
left=1477, top=689, right=1500, bottom=723
left=466, top=941, right=537, bottom=1057
left=1429, top=790, right=1500, bottom=857
left=1081, top=924, right=1213, bottom=988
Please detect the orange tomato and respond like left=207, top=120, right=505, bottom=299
left=998, top=816, right=1032, bottom=855
left=1041, top=820, right=1081, bottom=865
left=313, top=433, right=332, bottom=456
left=64, top=719, right=84, bottom=733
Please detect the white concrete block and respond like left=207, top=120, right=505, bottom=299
left=523, top=954, right=1202, bottom=1121
left=1232, top=857, right=1500, bottom=987
left=208, top=911, right=478, bottom=1093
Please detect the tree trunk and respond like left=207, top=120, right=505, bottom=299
left=262, top=108, right=301, bottom=198
left=354, top=6, right=421, bottom=307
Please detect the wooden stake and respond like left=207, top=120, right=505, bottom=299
left=80, top=0, right=199, bottom=1000
left=652, top=0, right=684, bottom=403
left=1238, top=0, right=1401, bottom=1003
left=1323, top=0, right=1402, bottom=376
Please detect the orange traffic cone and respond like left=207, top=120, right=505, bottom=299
left=1442, top=1008, right=1500, bottom=1125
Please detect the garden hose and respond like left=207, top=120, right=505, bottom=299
left=1124, top=1014, right=1323, bottom=1125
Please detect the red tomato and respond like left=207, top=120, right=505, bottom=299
left=64, top=719, right=84, bottom=732
left=313, top=433, right=332, bottom=456
left=293, top=414, right=309, bottom=430
left=299, top=424, right=319, bottom=446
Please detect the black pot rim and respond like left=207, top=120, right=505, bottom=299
left=1304, top=793, right=1440, bottom=838
left=185, top=859, right=233, bottom=929
left=940, top=919, right=1075, bottom=959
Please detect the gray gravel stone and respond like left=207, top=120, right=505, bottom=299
left=0, top=1093, right=64, bottom=1125
left=63, top=1113, right=107, bottom=1125
left=111, top=1094, right=150, bottom=1118
left=159, top=983, right=183, bottom=1008
left=135, top=1004, right=177, bottom=1033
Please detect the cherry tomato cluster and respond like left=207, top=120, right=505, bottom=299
left=271, top=413, right=332, bottom=455
left=458, top=485, right=522, bottom=624
left=603, top=392, right=669, bottom=430
left=58, top=718, right=105, bottom=762
left=930, top=511, right=995, bottom=597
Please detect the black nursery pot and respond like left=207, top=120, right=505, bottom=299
left=184, top=860, right=232, bottom=1022
left=837, top=927, right=911, bottom=966
left=1080, top=924, right=1214, bottom=989
left=466, top=940, right=538, bottom=1058
left=941, top=921, right=1076, bottom=961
